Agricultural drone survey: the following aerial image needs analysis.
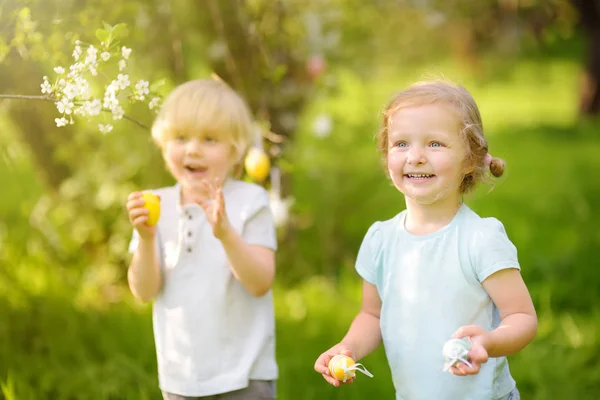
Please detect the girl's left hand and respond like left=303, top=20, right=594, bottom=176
left=449, top=325, right=490, bottom=376
left=197, top=178, right=232, bottom=240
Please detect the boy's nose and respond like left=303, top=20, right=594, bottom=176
left=185, top=138, right=203, bottom=155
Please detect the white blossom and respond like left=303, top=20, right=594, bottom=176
left=54, top=66, right=65, bottom=74
left=85, top=45, right=98, bottom=65
left=55, top=117, right=69, bottom=127
left=118, top=59, right=127, bottom=71
left=73, top=45, right=82, bottom=61
left=135, top=80, right=150, bottom=100
left=62, top=83, right=78, bottom=100
left=100, top=52, right=111, bottom=62
left=98, top=124, right=113, bottom=134
left=56, top=98, right=74, bottom=115
left=121, top=46, right=132, bottom=60
left=149, top=97, right=161, bottom=110
left=111, top=105, right=125, bottom=120
left=40, top=77, right=52, bottom=94
left=116, top=74, right=130, bottom=90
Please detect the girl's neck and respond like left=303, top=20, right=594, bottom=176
left=403, top=195, right=462, bottom=236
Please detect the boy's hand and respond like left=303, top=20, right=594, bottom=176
left=449, top=325, right=490, bottom=376
left=314, top=344, right=356, bottom=387
left=126, top=192, right=157, bottom=240
left=197, top=178, right=232, bottom=240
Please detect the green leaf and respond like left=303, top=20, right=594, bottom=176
left=111, top=23, right=129, bottom=40
left=150, top=79, right=166, bottom=92
left=95, top=29, right=109, bottom=44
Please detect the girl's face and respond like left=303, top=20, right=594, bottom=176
left=162, top=132, right=238, bottom=200
left=387, top=103, right=468, bottom=206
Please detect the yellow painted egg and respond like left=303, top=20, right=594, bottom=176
left=328, top=355, right=356, bottom=382
left=142, top=192, right=160, bottom=226
left=244, top=147, right=271, bottom=182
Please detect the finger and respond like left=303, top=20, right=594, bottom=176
left=129, top=207, right=149, bottom=222
left=126, top=198, right=145, bottom=212
left=131, top=214, right=149, bottom=227
left=449, top=365, right=465, bottom=376
left=321, top=373, right=340, bottom=387
left=469, top=346, right=489, bottom=364
left=461, top=362, right=481, bottom=375
left=452, top=325, right=481, bottom=339
left=341, top=349, right=353, bottom=358
left=127, top=191, right=142, bottom=201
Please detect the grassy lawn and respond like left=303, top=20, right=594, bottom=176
left=2, top=56, right=600, bottom=399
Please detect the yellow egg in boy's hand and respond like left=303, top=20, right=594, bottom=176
left=328, top=354, right=374, bottom=383
left=142, top=192, right=161, bottom=226
left=244, top=147, right=270, bottom=182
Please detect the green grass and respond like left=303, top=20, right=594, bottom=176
left=2, top=55, right=600, bottom=399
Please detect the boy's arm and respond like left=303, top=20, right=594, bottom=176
left=127, top=237, right=162, bottom=303
left=219, top=227, right=275, bottom=297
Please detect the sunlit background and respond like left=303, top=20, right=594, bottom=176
left=1, top=1, right=599, bottom=399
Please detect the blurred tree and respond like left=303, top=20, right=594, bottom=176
left=570, top=0, right=600, bottom=115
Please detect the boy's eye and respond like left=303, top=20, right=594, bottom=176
left=204, top=136, right=217, bottom=143
left=174, top=135, right=187, bottom=142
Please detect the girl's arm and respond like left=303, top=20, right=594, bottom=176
left=127, top=237, right=162, bottom=303
left=314, top=280, right=382, bottom=387
left=479, top=268, right=538, bottom=357
left=219, top=228, right=275, bottom=297
left=341, top=280, right=383, bottom=360
left=452, top=268, right=537, bottom=375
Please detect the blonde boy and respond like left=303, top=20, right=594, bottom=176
left=126, top=79, right=278, bottom=399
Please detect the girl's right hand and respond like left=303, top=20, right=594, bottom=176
left=314, top=344, right=355, bottom=387
left=126, top=191, right=157, bottom=240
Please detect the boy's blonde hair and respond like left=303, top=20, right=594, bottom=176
left=377, top=80, right=505, bottom=194
left=152, top=79, right=256, bottom=168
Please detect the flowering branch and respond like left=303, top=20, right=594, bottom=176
left=2, top=23, right=162, bottom=134
left=0, top=94, right=150, bottom=129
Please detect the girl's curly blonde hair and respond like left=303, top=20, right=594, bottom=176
left=377, top=80, right=505, bottom=194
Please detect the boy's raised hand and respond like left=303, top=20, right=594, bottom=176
left=314, top=344, right=356, bottom=387
left=449, top=325, right=490, bottom=376
left=197, top=178, right=232, bottom=240
left=126, top=192, right=157, bottom=240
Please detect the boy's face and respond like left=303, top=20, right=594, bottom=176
left=163, top=133, right=237, bottom=198
left=386, top=103, right=468, bottom=206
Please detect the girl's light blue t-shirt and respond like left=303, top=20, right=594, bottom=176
left=356, top=204, right=519, bottom=400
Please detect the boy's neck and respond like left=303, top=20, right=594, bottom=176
left=403, top=195, right=462, bottom=236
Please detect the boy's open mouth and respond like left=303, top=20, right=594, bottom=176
left=185, top=165, right=208, bottom=175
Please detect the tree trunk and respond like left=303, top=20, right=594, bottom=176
left=571, top=0, right=600, bottom=115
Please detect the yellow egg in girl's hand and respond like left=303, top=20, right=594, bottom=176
left=244, top=147, right=271, bottom=182
left=328, top=354, right=374, bottom=383
left=141, top=192, right=160, bottom=226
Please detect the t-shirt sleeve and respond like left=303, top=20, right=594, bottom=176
left=242, top=189, right=277, bottom=251
left=355, top=222, right=383, bottom=285
left=128, top=229, right=140, bottom=253
left=472, top=218, right=520, bottom=282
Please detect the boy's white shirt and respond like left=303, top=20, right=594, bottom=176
left=356, top=204, right=519, bottom=400
left=129, top=179, right=278, bottom=396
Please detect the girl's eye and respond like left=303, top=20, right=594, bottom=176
left=430, top=141, right=443, bottom=148
left=174, top=135, right=187, bottom=142
left=204, top=136, right=218, bottom=143
left=394, top=141, right=408, bottom=148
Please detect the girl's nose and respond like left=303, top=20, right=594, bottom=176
left=406, top=147, right=425, bottom=165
